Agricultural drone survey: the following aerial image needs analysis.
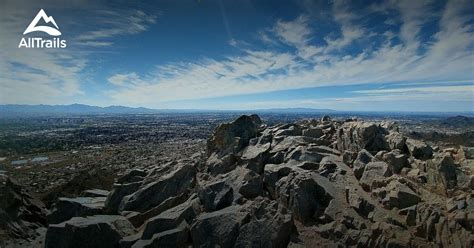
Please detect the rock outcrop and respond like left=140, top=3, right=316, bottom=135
left=40, top=115, right=474, bottom=248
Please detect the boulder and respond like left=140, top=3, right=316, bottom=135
left=382, top=150, right=408, bottom=174
left=263, top=163, right=294, bottom=199
left=207, top=114, right=263, bottom=156
left=359, top=162, right=392, bottom=191
left=190, top=206, right=247, bottom=247
left=235, top=200, right=294, bottom=248
left=383, top=182, right=421, bottom=209
left=337, top=122, right=389, bottom=153
left=132, top=222, right=189, bottom=248
left=275, top=173, right=334, bottom=223
left=141, top=196, right=199, bottom=239
left=105, top=182, right=142, bottom=214
left=198, top=181, right=233, bottom=212
left=302, top=127, right=323, bottom=139
left=275, top=125, right=302, bottom=137
left=47, top=197, right=106, bottom=224
left=353, top=149, right=375, bottom=179
left=119, top=162, right=196, bottom=212
left=45, top=215, right=136, bottom=248
left=406, top=139, right=433, bottom=160
left=385, top=132, right=407, bottom=152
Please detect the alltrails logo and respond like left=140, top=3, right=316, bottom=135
left=19, top=9, right=67, bottom=48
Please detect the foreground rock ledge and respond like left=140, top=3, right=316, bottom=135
left=42, top=115, right=473, bottom=248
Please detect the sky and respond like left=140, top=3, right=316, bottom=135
left=0, top=0, right=473, bottom=112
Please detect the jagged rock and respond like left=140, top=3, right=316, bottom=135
left=359, top=161, right=391, bottom=191
left=406, top=139, right=433, bottom=160
left=382, top=181, right=421, bottom=209
left=132, top=222, right=189, bottom=248
left=119, top=162, right=196, bottom=212
left=116, top=169, right=147, bottom=184
left=263, top=163, right=294, bottom=199
left=241, top=133, right=272, bottom=174
left=302, top=127, right=323, bottom=139
left=337, top=122, right=389, bottom=153
left=141, top=195, right=199, bottom=239
left=47, top=197, right=106, bottom=224
left=382, top=150, right=408, bottom=174
left=275, top=125, right=302, bottom=137
left=386, top=132, right=407, bottom=152
left=347, top=189, right=374, bottom=217
left=206, top=153, right=237, bottom=176
left=207, top=114, right=263, bottom=156
left=353, top=149, right=375, bottom=179
left=81, top=189, right=110, bottom=197
left=235, top=169, right=263, bottom=199
left=105, top=182, right=141, bottom=214
left=198, top=181, right=233, bottom=212
left=190, top=205, right=248, bottom=247
left=0, top=173, right=47, bottom=240
left=275, top=172, right=334, bottom=223
left=234, top=200, right=294, bottom=248
left=45, top=215, right=136, bottom=248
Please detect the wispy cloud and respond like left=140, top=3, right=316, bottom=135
left=107, top=0, right=473, bottom=109
left=0, top=1, right=157, bottom=104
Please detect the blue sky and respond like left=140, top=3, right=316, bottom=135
left=0, top=0, right=473, bottom=111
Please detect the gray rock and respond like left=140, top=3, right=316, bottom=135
left=105, top=182, right=142, bottom=214
left=141, top=196, right=199, bottom=239
left=263, top=163, right=294, bottom=199
left=406, top=139, right=433, bottom=160
left=235, top=201, right=294, bottom=248
left=207, top=114, right=263, bottom=156
left=386, top=132, right=407, bottom=152
left=337, top=122, right=389, bottom=153
left=119, top=162, right=196, bottom=212
left=382, top=150, right=408, bottom=174
left=81, top=189, right=110, bottom=197
left=275, top=173, right=334, bottom=223
left=133, top=222, right=189, bottom=248
left=198, top=181, right=233, bottom=212
left=116, top=169, right=147, bottom=184
left=302, top=127, right=323, bottom=139
left=353, top=149, right=375, bottom=179
left=190, top=206, right=247, bottom=248
left=45, top=215, right=136, bottom=248
left=47, top=197, right=106, bottom=224
left=359, top=161, right=391, bottom=191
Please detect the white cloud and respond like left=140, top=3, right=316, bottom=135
left=107, top=0, right=473, bottom=109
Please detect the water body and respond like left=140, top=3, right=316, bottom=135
left=32, top=156, right=48, bottom=162
left=11, top=160, right=28, bottom=166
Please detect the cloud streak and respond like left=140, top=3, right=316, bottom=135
left=107, top=0, right=474, bottom=109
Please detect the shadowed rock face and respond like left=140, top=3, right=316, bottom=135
left=0, top=173, right=47, bottom=241
left=39, top=115, right=474, bottom=248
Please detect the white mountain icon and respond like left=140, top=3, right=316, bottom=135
left=23, top=9, right=61, bottom=36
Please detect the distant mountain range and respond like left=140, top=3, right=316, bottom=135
left=0, top=104, right=336, bottom=117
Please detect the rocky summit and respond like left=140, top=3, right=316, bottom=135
left=3, top=115, right=474, bottom=247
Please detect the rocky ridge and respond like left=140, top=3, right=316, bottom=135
left=3, top=115, right=473, bottom=247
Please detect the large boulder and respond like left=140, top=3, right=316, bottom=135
left=190, top=205, right=248, bottom=247
left=353, top=149, right=376, bottom=179
left=275, top=172, right=334, bottom=223
left=198, top=181, right=234, bottom=212
left=45, top=215, right=136, bottom=248
left=119, top=162, right=196, bottom=212
left=381, top=150, right=408, bottom=174
left=207, top=115, right=263, bottom=156
left=47, top=197, right=106, bottom=224
left=406, top=139, right=433, bottom=160
left=141, top=195, right=199, bottom=239
left=234, top=200, right=294, bottom=248
left=337, top=122, right=389, bottom=154
left=105, top=182, right=141, bottom=214
left=132, top=222, right=189, bottom=248
left=359, top=162, right=392, bottom=191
